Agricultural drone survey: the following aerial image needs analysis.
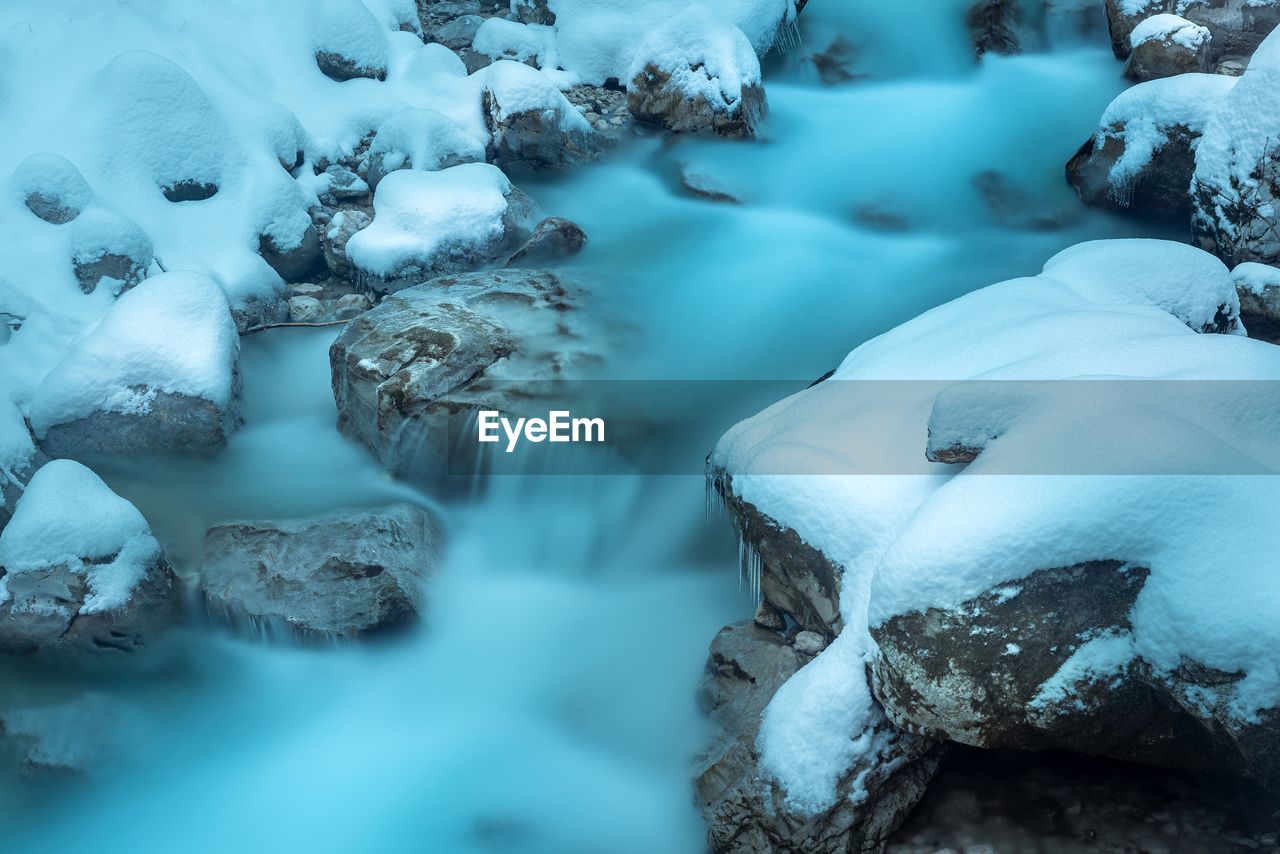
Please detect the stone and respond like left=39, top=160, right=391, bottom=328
left=1232, top=261, right=1280, bottom=341
left=506, top=217, right=587, bottom=265
left=429, top=15, right=485, bottom=50
left=1124, top=14, right=1212, bottom=82
left=695, top=621, right=941, bottom=854
left=968, top=0, right=1028, bottom=57
left=0, top=460, right=180, bottom=660
left=1104, top=0, right=1280, bottom=62
left=330, top=269, right=596, bottom=480
left=511, top=0, right=555, bottom=25
left=793, top=629, right=827, bottom=656
left=315, top=50, right=387, bottom=82
left=258, top=221, right=325, bottom=282
left=333, top=292, right=372, bottom=320
left=322, top=164, right=369, bottom=202
left=366, top=109, right=486, bottom=190
left=68, top=208, right=152, bottom=295
left=482, top=62, right=604, bottom=171
left=320, top=208, right=372, bottom=280
left=289, top=295, right=324, bottom=322
left=14, top=153, right=94, bottom=225
left=201, top=504, right=442, bottom=642
left=0, top=402, right=45, bottom=534
left=680, top=167, right=744, bottom=204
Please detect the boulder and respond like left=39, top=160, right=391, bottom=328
left=30, top=271, right=242, bottom=458
left=312, top=0, right=389, bottom=81
left=320, top=208, right=372, bottom=280
left=1125, top=14, right=1212, bottom=81
left=0, top=401, right=44, bottom=532
left=320, top=164, right=369, bottom=203
left=0, top=460, right=179, bottom=659
left=201, top=504, right=442, bottom=642
left=68, top=208, right=152, bottom=295
left=288, top=295, right=324, bottom=322
left=1233, top=261, right=1280, bottom=341
left=506, top=216, right=587, bottom=265
left=466, top=18, right=547, bottom=73
left=330, top=269, right=597, bottom=479
left=258, top=220, right=324, bottom=282
left=345, top=163, right=537, bottom=295
left=511, top=0, right=555, bottom=26
left=366, top=109, right=485, bottom=190
left=481, top=61, right=604, bottom=170
left=12, top=153, right=93, bottom=225
left=1066, top=73, right=1235, bottom=214
left=1105, top=0, right=1280, bottom=62
left=696, top=621, right=941, bottom=854
left=626, top=10, right=766, bottom=139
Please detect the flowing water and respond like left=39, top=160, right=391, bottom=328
left=1, top=5, right=1188, bottom=852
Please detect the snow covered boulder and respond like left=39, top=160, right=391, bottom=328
left=511, top=0, right=555, bottom=26
left=1192, top=28, right=1280, bottom=266
left=257, top=218, right=324, bottom=282
left=0, top=460, right=179, bottom=660
left=365, top=109, right=486, bottom=190
left=345, top=164, right=537, bottom=295
left=695, top=622, right=940, bottom=854
left=1125, top=14, right=1212, bottom=81
left=480, top=61, right=603, bottom=171
left=1105, top=0, right=1280, bottom=62
left=13, top=153, right=93, bottom=225
left=69, top=208, right=152, bottom=295
left=312, top=0, right=390, bottom=82
left=30, top=271, right=241, bottom=458
left=1067, top=73, right=1235, bottom=214
left=201, top=504, right=442, bottom=642
left=1233, top=261, right=1280, bottom=340
left=330, top=269, right=597, bottom=480
left=626, top=10, right=767, bottom=139
left=0, top=401, right=44, bottom=533
left=466, top=18, right=549, bottom=73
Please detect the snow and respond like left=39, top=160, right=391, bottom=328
left=311, top=0, right=392, bottom=73
left=69, top=210, right=153, bottom=289
left=11, top=153, right=94, bottom=219
left=345, top=164, right=514, bottom=277
left=626, top=7, right=762, bottom=114
left=1095, top=73, right=1236, bottom=186
left=1029, top=631, right=1136, bottom=711
left=29, top=271, right=239, bottom=436
left=1129, top=14, right=1210, bottom=50
left=1233, top=261, right=1280, bottom=296
left=0, top=459, right=159, bottom=614
left=367, top=109, right=486, bottom=178
left=0, top=399, right=35, bottom=494
left=473, top=18, right=551, bottom=64
left=480, top=61, right=593, bottom=132
left=713, top=238, right=1280, bottom=811
left=1120, top=0, right=1164, bottom=16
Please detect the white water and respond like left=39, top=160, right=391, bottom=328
left=1, top=5, right=1183, bottom=852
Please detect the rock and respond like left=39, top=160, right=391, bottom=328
left=0, top=401, right=45, bottom=533
left=1, top=694, right=143, bottom=776
left=695, top=622, right=941, bottom=854
left=322, top=164, right=369, bottom=202
left=258, top=221, right=325, bottom=282
left=330, top=268, right=596, bottom=480
left=289, top=295, right=324, bottom=322
left=430, top=14, right=485, bottom=50
left=1066, top=73, right=1234, bottom=215
left=291, top=282, right=327, bottom=298
left=315, top=50, right=387, bottom=82
left=1232, top=261, right=1280, bottom=341
left=807, top=36, right=859, bottom=85
left=793, top=629, right=827, bottom=656
left=30, top=271, right=242, bottom=458
left=366, top=109, right=486, bottom=190
left=968, top=0, right=1028, bottom=57
left=201, top=504, right=442, bottom=642
left=68, top=208, right=152, bottom=295
left=467, top=17, right=546, bottom=73
left=626, top=10, right=767, bottom=139
left=481, top=61, right=604, bottom=170
left=680, top=167, right=744, bottom=204
left=511, top=0, right=555, bottom=25
left=870, top=559, right=1280, bottom=789
left=0, top=460, right=179, bottom=659
left=320, top=208, right=373, bottom=280
left=13, top=153, right=94, bottom=224
left=312, top=0, right=390, bottom=82
left=1105, top=0, right=1280, bottom=62
left=1216, top=54, right=1250, bottom=75
left=506, top=217, right=587, bottom=265
left=1125, top=14, right=1212, bottom=81
left=345, top=163, right=537, bottom=295
left=333, top=292, right=372, bottom=319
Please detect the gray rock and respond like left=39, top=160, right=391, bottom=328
left=1066, top=123, right=1197, bottom=216
left=229, top=288, right=289, bottom=333
left=627, top=66, right=767, bottom=139
left=680, top=167, right=744, bottom=204
left=793, top=629, right=827, bottom=656
left=333, top=292, right=372, bottom=320
left=695, top=621, right=941, bottom=854
left=870, top=560, right=1280, bottom=789
left=289, top=295, right=324, bottom=322
left=315, top=49, right=387, bottom=82
left=259, top=221, right=325, bottom=282
left=1125, top=16, right=1212, bottom=81
left=1105, top=0, right=1280, bottom=61
left=511, top=0, right=555, bottom=25
left=323, top=164, right=370, bottom=202
left=482, top=71, right=605, bottom=171
left=201, top=504, right=442, bottom=641
left=1233, top=262, right=1280, bottom=342
left=38, top=385, right=242, bottom=459
left=506, top=216, right=587, bottom=265
left=430, top=15, right=485, bottom=50
left=321, top=209, right=373, bottom=280
left=330, top=269, right=596, bottom=480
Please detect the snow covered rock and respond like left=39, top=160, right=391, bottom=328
left=320, top=209, right=373, bottom=280
left=30, top=271, right=242, bottom=458
left=511, top=0, right=555, bottom=26
left=467, top=18, right=550, bottom=73
left=365, top=109, right=486, bottom=190
left=345, top=164, right=537, bottom=295
left=1192, top=29, right=1280, bottom=266
left=695, top=621, right=940, bottom=854
left=330, top=269, right=597, bottom=479
left=1067, top=73, right=1235, bottom=214
left=480, top=61, right=603, bottom=170
left=1105, top=0, right=1280, bottom=62
left=312, top=0, right=390, bottom=81
left=13, top=153, right=94, bottom=225
left=319, top=164, right=369, bottom=204
left=506, top=216, right=587, bottom=265
left=69, top=208, right=153, bottom=295
left=0, top=400, right=44, bottom=533
left=0, top=460, right=179, bottom=659
left=1125, top=14, right=1212, bottom=81
left=1233, top=261, right=1280, bottom=340
left=625, top=10, right=767, bottom=139
left=708, top=238, right=1280, bottom=811
left=201, top=504, right=442, bottom=642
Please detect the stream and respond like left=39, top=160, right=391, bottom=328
left=0, top=4, right=1188, bottom=852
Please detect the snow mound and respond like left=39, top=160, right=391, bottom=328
left=30, top=271, right=239, bottom=435
left=12, top=153, right=94, bottom=224
left=367, top=109, right=486, bottom=187
left=626, top=7, right=762, bottom=116
left=712, top=238, right=1280, bottom=812
left=473, top=18, right=551, bottom=64
left=1130, top=13, right=1210, bottom=50
left=311, top=0, right=391, bottom=80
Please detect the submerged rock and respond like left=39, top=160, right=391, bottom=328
left=0, top=460, right=179, bottom=660
left=968, top=0, right=1027, bottom=57
left=201, top=504, right=442, bottom=642
left=330, top=268, right=597, bottom=480
left=1, top=693, right=143, bottom=776
left=506, top=216, right=587, bottom=265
